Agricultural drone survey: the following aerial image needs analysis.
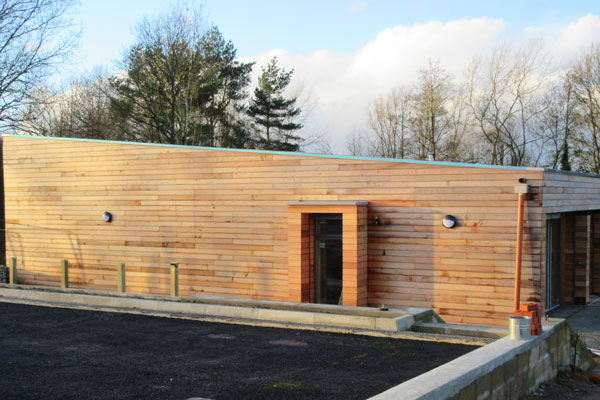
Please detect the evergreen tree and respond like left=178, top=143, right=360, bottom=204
left=109, top=6, right=204, bottom=145
left=109, top=6, right=252, bottom=148
left=195, top=27, right=254, bottom=148
left=560, top=141, right=572, bottom=171
left=247, top=57, right=303, bottom=151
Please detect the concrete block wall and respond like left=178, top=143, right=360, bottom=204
left=370, top=319, right=593, bottom=400
left=484, top=324, right=585, bottom=399
left=451, top=321, right=591, bottom=400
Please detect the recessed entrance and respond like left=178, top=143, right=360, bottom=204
left=287, top=201, right=368, bottom=306
left=312, top=214, right=343, bottom=304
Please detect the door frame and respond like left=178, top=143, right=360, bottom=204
left=287, top=201, right=368, bottom=306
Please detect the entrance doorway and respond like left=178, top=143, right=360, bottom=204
left=546, top=215, right=561, bottom=310
left=311, top=214, right=343, bottom=304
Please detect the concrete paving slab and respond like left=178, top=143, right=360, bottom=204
left=549, top=300, right=600, bottom=350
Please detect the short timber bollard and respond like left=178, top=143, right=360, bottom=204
left=9, top=257, right=17, bottom=284
left=117, top=263, right=126, bottom=293
left=170, top=263, right=179, bottom=297
left=61, top=259, right=69, bottom=288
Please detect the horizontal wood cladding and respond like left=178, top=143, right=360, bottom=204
left=593, top=214, right=600, bottom=295
left=543, top=171, right=600, bottom=214
left=4, top=136, right=552, bottom=326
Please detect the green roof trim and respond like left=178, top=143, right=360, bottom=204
left=3, top=134, right=548, bottom=172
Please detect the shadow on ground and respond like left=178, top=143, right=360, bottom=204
left=549, top=299, right=600, bottom=350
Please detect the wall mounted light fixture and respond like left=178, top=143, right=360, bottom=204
left=374, top=216, right=381, bottom=225
left=103, top=211, right=113, bottom=223
left=442, top=215, right=457, bottom=229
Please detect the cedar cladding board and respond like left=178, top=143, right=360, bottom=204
left=593, top=214, right=600, bottom=294
left=4, top=135, right=600, bottom=327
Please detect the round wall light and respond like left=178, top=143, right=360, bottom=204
left=103, top=211, right=113, bottom=223
left=442, top=215, right=457, bottom=229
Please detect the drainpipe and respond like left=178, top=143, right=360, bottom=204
left=513, top=181, right=530, bottom=313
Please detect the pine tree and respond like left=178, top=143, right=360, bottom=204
left=247, top=57, right=303, bottom=151
left=560, top=141, right=571, bottom=171
left=195, top=27, right=254, bottom=148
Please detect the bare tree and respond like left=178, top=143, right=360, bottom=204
left=467, top=42, right=547, bottom=166
left=110, top=3, right=208, bottom=145
left=0, top=0, right=79, bottom=130
left=366, top=86, right=413, bottom=158
left=539, top=73, right=576, bottom=170
left=20, top=70, right=128, bottom=140
left=346, top=129, right=368, bottom=156
left=411, top=60, right=452, bottom=160
left=444, top=83, right=479, bottom=162
left=568, top=43, right=600, bottom=173
left=301, top=129, right=332, bottom=154
left=18, top=85, right=66, bottom=136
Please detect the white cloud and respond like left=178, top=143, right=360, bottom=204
left=243, top=16, right=600, bottom=153
left=348, top=2, right=366, bottom=14
left=544, top=14, right=600, bottom=66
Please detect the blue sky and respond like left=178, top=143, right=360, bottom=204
left=72, top=1, right=600, bottom=152
left=75, top=0, right=600, bottom=71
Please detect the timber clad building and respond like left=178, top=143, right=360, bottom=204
left=3, top=135, right=600, bottom=327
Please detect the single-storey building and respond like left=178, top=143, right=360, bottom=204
left=3, top=135, right=600, bottom=326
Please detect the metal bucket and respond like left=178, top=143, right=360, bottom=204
left=509, top=316, right=531, bottom=340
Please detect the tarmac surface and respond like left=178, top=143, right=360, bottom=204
left=0, top=301, right=477, bottom=400
left=527, top=300, right=600, bottom=400
left=549, top=299, right=600, bottom=350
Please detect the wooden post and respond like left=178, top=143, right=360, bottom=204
left=117, top=263, right=126, bottom=293
left=170, top=263, right=179, bottom=297
left=9, top=257, right=17, bottom=285
left=61, top=259, right=69, bottom=288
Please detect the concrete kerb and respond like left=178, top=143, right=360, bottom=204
left=0, top=284, right=421, bottom=335
left=368, top=319, right=594, bottom=400
left=413, top=322, right=508, bottom=340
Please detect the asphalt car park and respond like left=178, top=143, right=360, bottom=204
left=0, top=301, right=477, bottom=400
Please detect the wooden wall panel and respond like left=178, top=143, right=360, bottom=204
left=2, top=136, right=555, bottom=326
left=561, top=214, right=575, bottom=304
left=574, top=215, right=591, bottom=302
left=560, top=213, right=594, bottom=304
left=592, top=213, right=600, bottom=295
left=543, top=171, right=600, bottom=214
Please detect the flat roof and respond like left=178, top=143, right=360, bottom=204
left=4, top=134, right=591, bottom=175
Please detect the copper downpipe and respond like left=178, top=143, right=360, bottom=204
left=514, top=193, right=525, bottom=313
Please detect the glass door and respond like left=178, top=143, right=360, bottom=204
left=312, top=214, right=343, bottom=304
